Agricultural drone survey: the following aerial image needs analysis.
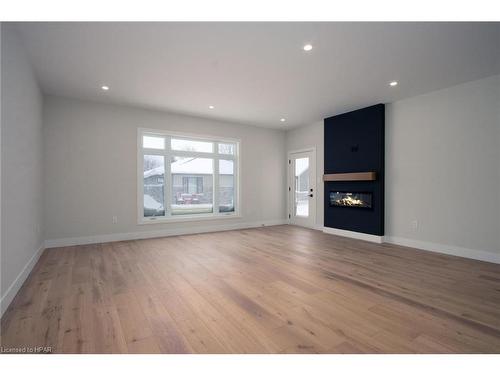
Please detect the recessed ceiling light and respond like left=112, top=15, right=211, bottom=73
left=280, top=118, right=286, bottom=122
left=389, top=81, right=398, bottom=87
left=101, top=85, right=110, bottom=91
left=208, top=105, right=215, bottom=109
left=303, top=44, right=313, bottom=52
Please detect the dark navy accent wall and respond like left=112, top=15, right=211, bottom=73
left=324, top=104, right=385, bottom=235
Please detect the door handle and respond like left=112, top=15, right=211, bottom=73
left=309, top=194, right=313, bottom=197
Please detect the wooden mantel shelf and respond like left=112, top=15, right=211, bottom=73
left=323, top=172, right=376, bottom=182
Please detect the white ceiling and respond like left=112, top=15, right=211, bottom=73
left=13, top=22, right=500, bottom=129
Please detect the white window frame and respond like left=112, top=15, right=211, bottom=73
left=138, top=128, right=241, bottom=224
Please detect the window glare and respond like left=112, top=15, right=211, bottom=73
left=171, top=138, right=213, bottom=153
left=143, top=135, right=165, bottom=150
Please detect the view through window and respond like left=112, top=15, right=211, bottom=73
left=139, top=130, right=238, bottom=221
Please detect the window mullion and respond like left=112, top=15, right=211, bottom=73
left=142, top=148, right=165, bottom=156
left=139, top=149, right=145, bottom=222
left=234, top=152, right=239, bottom=215
left=168, top=150, right=231, bottom=159
left=213, top=157, right=220, bottom=215
left=164, top=136, right=172, bottom=217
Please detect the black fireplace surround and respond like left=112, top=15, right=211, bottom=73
left=324, top=104, right=384, bottom=236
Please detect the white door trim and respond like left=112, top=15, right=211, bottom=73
left=287, top=147, right=317, bottom=229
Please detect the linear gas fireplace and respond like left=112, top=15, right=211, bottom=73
left=330, top=191, right=373, bottom=209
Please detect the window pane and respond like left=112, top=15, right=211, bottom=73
left=219, top=159, right=235, bottom=213
left=143, top=155, right=165, bottom=217
left=218, top=143, right=235, bottom=155
left=143, top=135, right=165, bottom=150
left=294, top=157, right=309, bottom=217
left=171, top=138, right=213, bottom=153
left=171, top=156, right=213, bottom=215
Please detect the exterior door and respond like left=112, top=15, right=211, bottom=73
left=288, top=149, right=316, bottom=228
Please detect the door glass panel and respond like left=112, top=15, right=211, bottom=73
left=294, top=157, right=309, bottom=217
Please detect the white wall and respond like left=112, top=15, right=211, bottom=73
left=286, top=74, right=500, bottom=263
left=1, top=25, right=44, bottom=315
left=285, top=120, right=324, bottom=229
left=43, top=96, right=287, bottom=244
left=385, top=74, right=500, bottom=261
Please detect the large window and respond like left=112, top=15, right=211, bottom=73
left=138, top=129, right=239, bottom=222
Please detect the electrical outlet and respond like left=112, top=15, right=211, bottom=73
left=112, top=216, right=118, bottom=224
left=411, top=220, right=419, bottom=230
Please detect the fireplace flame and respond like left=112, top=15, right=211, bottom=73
left=336, top=195, right=364, bottom=207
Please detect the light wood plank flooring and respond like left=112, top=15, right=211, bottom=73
left=1, top=225, right=500, bottom=353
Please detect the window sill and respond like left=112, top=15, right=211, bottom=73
left=138, top=212, right=242, bottom=225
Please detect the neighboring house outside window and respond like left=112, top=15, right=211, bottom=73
left=182, top=176, right=203, bottom=194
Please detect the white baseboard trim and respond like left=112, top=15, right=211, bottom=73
left=45, top=219, right=288, bottom=248
left=321, top=226, right=499, bottom=264
left=384, top=236, right=500, bottom=264
left=322, top=226, right=384, bottom=243
left=1, top=243, right=45, bottom=318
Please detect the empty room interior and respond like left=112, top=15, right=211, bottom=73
left=2, top=21, right=500, bottom=355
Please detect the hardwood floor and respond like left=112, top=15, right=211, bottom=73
left=1, top=225, right=500, bottom=353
